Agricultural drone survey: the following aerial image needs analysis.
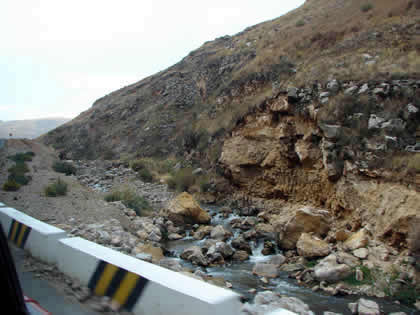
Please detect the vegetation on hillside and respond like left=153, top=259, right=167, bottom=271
left=44, top=178, right=68, bottom=197
left=3, top=152, right=34, bottom=191
left=104, top=189, right=152, bottom=216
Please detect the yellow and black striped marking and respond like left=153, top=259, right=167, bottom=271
left=88, top=260, right=149, bottom=311
left=8, top=219, right=31, bottom=249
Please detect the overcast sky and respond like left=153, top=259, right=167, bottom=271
left=0, top=0, right=304, bottom=121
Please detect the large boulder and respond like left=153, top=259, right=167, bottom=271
left=180, top=246, right=208, bottom=266
left=166, top=192, right=211, bottom=225
left=277, top=207, right=331, bottom=250
left=193, top=225, right=213, bottom=240
left=231, top=236, right=252, bottom=254
left=314, top=254, right=352, bottom=282
left=252, top=263, right=279, bottom=278
left=210, top=225, right=232, bottom=241
left=343, top=229, right=369, bottom=250
left=297, top=233, right=330, bottom=258
left=357, top=298, right=380, bottom=315
left=246, top=291, right=314, bottom=315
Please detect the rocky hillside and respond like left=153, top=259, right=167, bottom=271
left=0, top=118, right=70, bottom=139
left=42, top=1, right=420, bottom=248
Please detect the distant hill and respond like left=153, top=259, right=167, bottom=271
left=0, top=118, right=70, bottom=139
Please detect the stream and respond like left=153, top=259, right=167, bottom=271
left=164, top=205, right=417, bottom=314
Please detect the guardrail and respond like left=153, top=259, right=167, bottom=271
left=0, top=205, right=242, bottom=315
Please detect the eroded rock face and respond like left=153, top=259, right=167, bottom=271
left=165, top=192, right=211, bottom=225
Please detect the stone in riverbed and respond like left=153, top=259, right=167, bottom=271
left=353, top=248, right=369, bottom=259
left=192, top=225, right=212, bottom=240
left=231, top=236, right=252, bottom=254
left=314, top=254, right=352, bottom=282
left=210, top=225, right=232, bottom=241
left=252, top=263, right=279, bottom=278
left=297, top=233, right=330, bottom=258
left=253, top=291, right=315, bottom=315
left=180, top=246, right=208, bottom=266
left=166, top=192, right=211, bottom=225
left=357, top=298, right=380, bottom=315
left=232, top=250, right=249, bottom=261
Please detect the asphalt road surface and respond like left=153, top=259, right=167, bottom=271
left=11, top=245, right=98, bottom=315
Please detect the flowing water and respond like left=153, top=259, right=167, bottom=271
left=165, top=205, right=417, bottom=314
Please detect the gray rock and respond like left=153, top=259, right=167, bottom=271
left=358, top=83, right=369, bottom=94
left=326, top=80, right=340, bottom=93
left=159, top=258, right=183, bottom=272
left=287, top=87, right=299, bottom=102
left=357, top=298, right=380, bottom=315
left=368, top=115, right=385, bottom=129
left=135, top=253, right=153, bottom=263
left=254, top=291, right=315, bottom=315
left=355, top=267, right=364, bottom=281
left=192, top=168, right=203, bottom=175
left=353, top=248, right=369, bottom=259
left=210, top=225, right=232, bottom=240
left=319, top=124, right=341, bottom=139
left=348, top=302, right=358, bottom=314
left=319, top=91, right=330, bottom=98
left=381, top=118, right=406, bottom=132
left=180, top=246, right=208, bottom=266
left=267, top=254, right=287, bottom=267
left=252, top=263, right=279, bottom=278
left=344, top=86, right=358, bottom=95
left=314, top=254, right=352, bottom=282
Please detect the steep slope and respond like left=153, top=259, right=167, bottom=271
left=41, top=0, right=420, bottom=248
left=0, top=118, right=70, bottom=139
left=42, top=0, right=419, bottom=160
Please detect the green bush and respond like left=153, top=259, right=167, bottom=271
left=296, top=19, right=305, bottom=27
left=169, top=168, right=195, bottom=192
left=104, top=190, right=151, bottom=216
left=44, top=178, right=68, bottom=197
left=7, top=161, right=31, bottom=186
left=52, top=161, right=76, bottom=175
left=361, top=3, right=373, bottom=12
left=199, top=178, right=212, bottom=193
left=130, top=159, right=146, bottom=171
left=137, top=168, right=154, bottom=182
left=3, top=180, right=21, bottom=191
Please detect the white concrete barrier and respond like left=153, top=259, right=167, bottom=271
left=266, top=309, right=296, bottom=315
left=0, top=202, right=6, bottom=207
left=0, top=207, right=67, bottom=264
left=57, top=237, right=242, bottom=315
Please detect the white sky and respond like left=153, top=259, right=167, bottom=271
left=0, top=0, right=304, bottom=121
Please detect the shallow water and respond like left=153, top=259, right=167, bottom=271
left=165, top=205, right=417, bottom=314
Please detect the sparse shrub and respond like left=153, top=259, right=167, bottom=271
left=361, top=3, right=373, bottom=12
left=167, top=168, right=195, bottom=192
left=137, top=168, right=154, bottom=182
left=104, top=190, right=151, bottom=216
left=44, top=178, right=68, bottom=197
left=130, top=159, right=146, bottom=171
left=199, top=177, right=212, bottom=193
left=296, top=19, right=305, bottom=27
left=52, top=161, right=76, bottom=175
left=3, top=180, right=21, bottom=191
left=7, top=161, right=31, bottom=186
left=343, top=265, right=373, bottom=286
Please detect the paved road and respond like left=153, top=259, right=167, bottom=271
left=11, top=246, right=98, bottom=315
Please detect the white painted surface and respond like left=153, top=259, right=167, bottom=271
left=266, top=309, right=296, bottom=315
left=0, top=202, right=5, bottom=207
left=58, top=237, right=242, bottom=315
left=0, top=207, right=67, bottom=264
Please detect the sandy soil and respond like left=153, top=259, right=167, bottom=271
left=0, top=139, right=130, bottom=229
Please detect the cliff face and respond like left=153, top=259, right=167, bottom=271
left=41, top=0, right=420, bottom=246
left=219, top=78, right=420, bottom=247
